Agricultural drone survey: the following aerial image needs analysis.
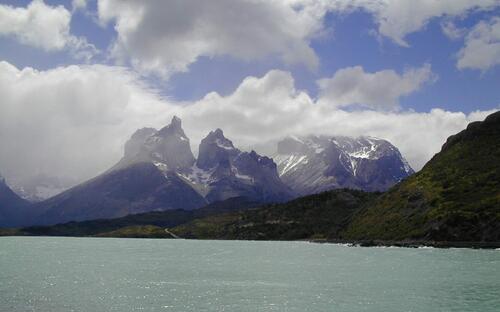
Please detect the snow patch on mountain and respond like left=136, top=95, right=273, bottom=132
left=178, top=164, right=213, bottom=186
left=274, top=135, right=414, bottom=195
left=274, top=154, right=309, bottom=176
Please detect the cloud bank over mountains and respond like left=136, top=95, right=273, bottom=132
left=0, top=60, right=495, bottom=187
left=0, top=0, right=498, bottom=189
left=317, top=64, right=436, bottom=111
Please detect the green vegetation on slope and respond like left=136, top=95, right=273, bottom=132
left=95, top=225, right=174, bottom=238
left=344, top=111, right=500, bottom=242
left=10, top=197, right=258, bottom=238
left=172, top=190, right=378, bottom=240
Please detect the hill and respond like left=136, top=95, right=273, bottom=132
left=171, top=189, right=377, bottom=240
left=171, top=111, right=500, bottom=244
left=9, top=197, right=258, bottom=238
left=343, top=111, right=500, bottom=242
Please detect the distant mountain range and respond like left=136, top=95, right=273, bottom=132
left=0, top=116, right=412, bottom=227
left=274, top=135, right=413, bottom=195
left=0, top=117, right=296, bottom=226
left=0, top=174, right=31, bottom=227
left=167, top=110, right=500, bottom=245
left=3, top=111, right=498, bottom=246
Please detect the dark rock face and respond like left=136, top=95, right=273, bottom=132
left=34, top=162, right=207, bottom=225
left=117, top=116, right=195, bottom=170
left=27, top=117, right=204, bottom=226
left=181, top=129, right=293, bottom=203
left=196, top=129, right=239, bottom=170
left=0, top=175, right=32, bottom=227
left=123, top=127, right=157, bottom=160
left=25, top=118, right=291, bottom=226
left=274, top=135, right=414, bottom=195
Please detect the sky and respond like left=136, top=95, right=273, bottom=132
left=0, top=0, right=499, bottom=188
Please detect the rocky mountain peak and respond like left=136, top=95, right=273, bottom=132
left=171, top=115, right=182, bottom=127
left=124, top=127, right=158, bottom=159
left=212, top=128, right=224, bottom=137
left=157, top=116, right=186, bottom=138
left=274, top=134, right=414, bottom=195
left=205, top=129, right=234, bottom=147
left=277, top=136, right=309, bottom=155
left=196, top=129, right=238, bottom=170
left=117, top=116, right=195, bottom=170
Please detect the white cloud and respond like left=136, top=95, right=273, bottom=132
left=0, top=0, right=97, bottom=59
left=72, top=0, right=87, bottom=12
left=457, top=16, right=500, bottom=71
left=0, top=62, right=495, bottom=190
left=179, top=70, right=493, bottom=171
left=346, top=0, right=499, bottom=47
left=441, top=21, right=466, bottom=40
left=93, top=0, right=500, bottom=77
left=0, top=61, right=172, bottom=186
left=97, top=0, right=325, bottom=77
left=316, top=64, right=436, bottom=110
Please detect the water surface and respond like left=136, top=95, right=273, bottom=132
left=0, top=237, right=499, bottom=311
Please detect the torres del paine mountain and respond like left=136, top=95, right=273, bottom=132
left=0, top=116, right=413, bottom=227
left=0, top=111, right=498, bottom=246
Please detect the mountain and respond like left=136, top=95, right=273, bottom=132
left=33, top=162, right=206, bottom=225
left=115, top=119, right=292, bottom=204
left=344, top=111, right=500, bottom=242
left=162, top=111, right=500, bottom=245
left=0, top=174, right=31, bottom=227
left=23, top=117, right=291, bottom=226
left=10, top=174, right=73, bottom=202
left=30, top=117, right=207, bottom=225
left=114, top=116, right=195, bottom=170
left=3, top=112, right=498, bottom=244
left=178, top=128, right=294, bottom=203
left=273, top=135, right=413, bottom=195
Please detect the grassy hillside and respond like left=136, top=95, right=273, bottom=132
left=171, top=190, right=378, bottom=240
left=95, top=225, right=174, bottom=238
left=344, top=111, right=500, bottom=242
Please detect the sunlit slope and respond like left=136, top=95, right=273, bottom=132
left=344, top=111, right=500, bottom=241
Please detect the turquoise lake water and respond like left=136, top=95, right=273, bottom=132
left=0, top=237, right=499, bottom=311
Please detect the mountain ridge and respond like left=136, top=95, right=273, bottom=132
left=343, top=110, right=500, bottom=242
left=5, top=117, right=292, bottom=226
left=274, top=135, right=413, bottom=195
left=1, top=116, right=423, bottom=228
left=0, top=175, right=32, bottom=227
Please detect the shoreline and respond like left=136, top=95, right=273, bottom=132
left=311, top=239, right=500, bottom=249
left=2, top=232, right=500, bottom=249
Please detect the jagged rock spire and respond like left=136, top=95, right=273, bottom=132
left=196, top=128, right=238, bottom=170
left=158, top=115, right=187, bottom=137
left=117, top=115, right=195, bottom=170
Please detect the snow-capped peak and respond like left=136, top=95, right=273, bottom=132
left=274, top=134, right=414, bottom=194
